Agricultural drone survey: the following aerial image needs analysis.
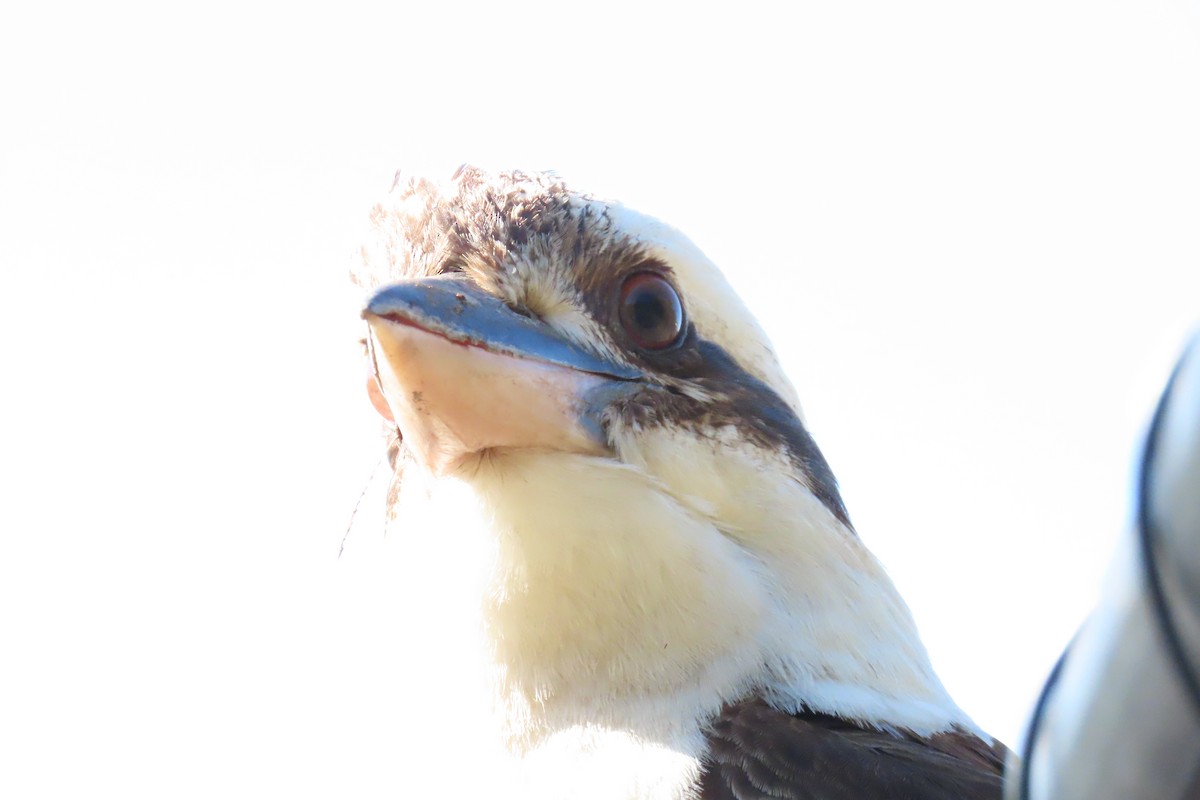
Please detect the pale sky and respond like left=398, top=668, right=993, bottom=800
left=3, top=1, right=1200, bottom=797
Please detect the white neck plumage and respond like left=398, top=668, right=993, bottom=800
left=388, top=429, right=975, bottom=754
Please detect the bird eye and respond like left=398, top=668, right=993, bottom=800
left=618, top=272, right=685, bottom=350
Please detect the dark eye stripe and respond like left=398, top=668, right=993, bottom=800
left=610, top=337, right=853, bottom=531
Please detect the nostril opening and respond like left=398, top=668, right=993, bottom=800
left=508, top=304, right=535, bottom=320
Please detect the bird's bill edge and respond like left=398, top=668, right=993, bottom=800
left=362, top=278, right=638, bottom=474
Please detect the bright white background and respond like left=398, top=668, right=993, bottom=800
left=3, top=1, right=1199, bottom=796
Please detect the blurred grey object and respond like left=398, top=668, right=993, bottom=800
left=1010, top=334, right=1200, bottom=799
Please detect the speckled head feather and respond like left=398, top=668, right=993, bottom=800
left=356, top=167, right=798, bottom=398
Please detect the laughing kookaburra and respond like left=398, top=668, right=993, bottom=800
left=351, top=167, right=1006, bottom=799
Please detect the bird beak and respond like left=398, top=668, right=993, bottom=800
left=362, top=276, right=642, bottom=474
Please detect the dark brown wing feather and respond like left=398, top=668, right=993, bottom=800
left=698, top=698, right=1006, bottom=800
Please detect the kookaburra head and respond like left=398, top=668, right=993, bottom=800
left=351, top=167, right=1004, bottom=799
